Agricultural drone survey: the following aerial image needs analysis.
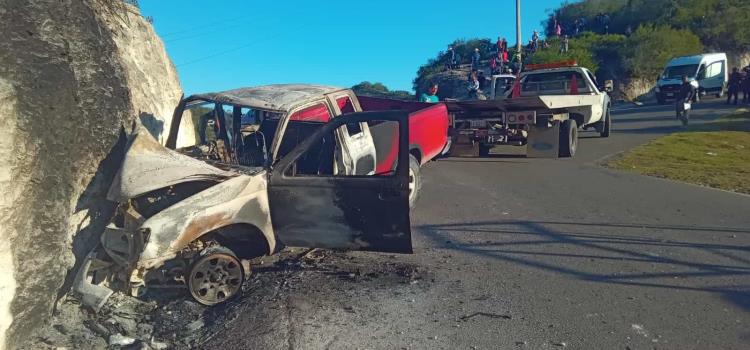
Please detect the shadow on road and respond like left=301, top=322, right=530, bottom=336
left=418, top=219, right=750, bottom=311
left=613, top=113, right=719, bottom=124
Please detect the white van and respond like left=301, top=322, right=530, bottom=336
left=655, top=53, right=728, bottom=104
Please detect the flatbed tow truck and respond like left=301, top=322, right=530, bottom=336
left=445, top=61, right=613, bottom=158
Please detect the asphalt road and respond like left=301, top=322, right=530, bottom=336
left=205, top=99, right=750, bottom=350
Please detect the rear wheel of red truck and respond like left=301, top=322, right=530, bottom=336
left=408, top=155, right=421, bottom=209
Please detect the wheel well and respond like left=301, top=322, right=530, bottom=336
left=409, top=148, right=422, bottom=163
left=204, top=224, right=270, bottom=259
left=570, top=113, right=585, bottom=127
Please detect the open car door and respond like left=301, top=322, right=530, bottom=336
left=268, top=111, right=412, bottom=253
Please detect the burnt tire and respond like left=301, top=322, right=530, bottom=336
left=186, top=246, right=244, bottom=306
left=600, top=108, right=611, bottom=138
left=408, top=155, right=421, bottom=209
left=559, top=119, right=578, bottom=158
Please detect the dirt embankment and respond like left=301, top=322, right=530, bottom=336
left=0, top=1, right=181, bottom=348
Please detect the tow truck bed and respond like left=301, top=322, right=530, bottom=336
left=443, top=97, right=578, bottom=158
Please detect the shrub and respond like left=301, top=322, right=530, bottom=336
left=529, top=33, right=626, bottom=78
left=352, top=81, right=413, bottom=100
left=622, top=25, right=703, bottom=79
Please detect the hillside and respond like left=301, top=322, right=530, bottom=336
left=413, top=0, right=750, bottom=101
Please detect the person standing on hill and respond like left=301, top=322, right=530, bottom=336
left=419, top=83, right=439, bottom=103
left=727, top=67, right=741, bottom=105
left=496, top=37, right=503, bottom=53
left=555, top=22, right=562, bottom=38
left=560, top=35, right=570, bottom=53
left=445, top=46, right=456, bottom=71
left=511, top=53, right=522, bottom=74
left=477, top=70, right=488, bottom=90
left=467, top=71, right=480, bottom=99
left=471, top=48, right=481, bottom=71
left=549, top=14, right=558, bottom=36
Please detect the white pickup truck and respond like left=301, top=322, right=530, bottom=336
left=447, top=62, right=612, bottom=158
left=518, top=64, right=612, bottom=138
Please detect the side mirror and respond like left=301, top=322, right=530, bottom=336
left=601, top=80, right=614, bottom=93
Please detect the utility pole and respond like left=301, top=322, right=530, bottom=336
left=516, top=0, right=522, bottom=55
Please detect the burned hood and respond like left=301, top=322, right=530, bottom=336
left=107, top=126, right=235, bottom=202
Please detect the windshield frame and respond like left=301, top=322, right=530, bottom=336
left=662, top=64, right=699, bottom=80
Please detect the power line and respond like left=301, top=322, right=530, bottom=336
left=175, top=23, right=307, bottom=68
left=165, top=22, right=247, bottom=43
left=160, top=13, right=251, bottom=38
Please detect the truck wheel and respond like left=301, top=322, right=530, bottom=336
left=559, top=119, right=578, bottom=158
left=186, top=246, right=245, bottom=306
left=600, top=108, right=611, bottom=138
left=408, top=155, right=421, bottom=209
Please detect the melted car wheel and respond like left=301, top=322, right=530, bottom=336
left=186, top=246, right=244, bottom=305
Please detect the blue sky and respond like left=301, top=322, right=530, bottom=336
left=140, top=0, right=564, bottom=95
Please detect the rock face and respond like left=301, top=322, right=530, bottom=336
left=617, top=77, right=654, bottom=102
left=728, top=51, right=750, bottom=70
left=0, top=1, right=182, bottom=349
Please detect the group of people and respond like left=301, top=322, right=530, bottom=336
left=549, top=12, right=618, bottom=40
left=726, top=66, right=750, bottom=105
left=444, top=37, right=518, bottom=75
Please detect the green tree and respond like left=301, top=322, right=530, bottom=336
left=351, top=81, right=413, bottom=100
left=622, top=25, right=703, bottom=79
left=528, top=33, right=627, bottom=79
left=549, top=0, right=750, bottom=51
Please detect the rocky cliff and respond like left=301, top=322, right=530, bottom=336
left=0, top=1, right=182, bottom=348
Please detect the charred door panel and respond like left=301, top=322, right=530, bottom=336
left=268, top=111, right=412, bottom=253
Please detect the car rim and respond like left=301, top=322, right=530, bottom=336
left=571, top=127, right=578, bottom=152
left=188, top=253, right=243, bottom=305
left=408, top=168, right=416, bottom=200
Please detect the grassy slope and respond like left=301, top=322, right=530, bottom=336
left=608, top=110, right=750, bottom=194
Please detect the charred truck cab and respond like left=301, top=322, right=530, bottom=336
left=75, top=85, right=413, bottom=308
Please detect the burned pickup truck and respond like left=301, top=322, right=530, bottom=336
left=75, top=84, right=447, bottom=308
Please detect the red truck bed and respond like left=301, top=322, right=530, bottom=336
left=357, top=96, right=449, bottom=171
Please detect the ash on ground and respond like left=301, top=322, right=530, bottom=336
left=19, top=249, right=431, bottom=350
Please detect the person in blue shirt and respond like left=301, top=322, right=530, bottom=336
left=419, top=83, right=439, bottom=103
left=471, top=48, right=481, bottom=71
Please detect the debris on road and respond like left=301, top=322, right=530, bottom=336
left=459, top=312, right=512, bottom=321
left=108, top=334, right=136, bottom=347
left=22, top=249, right=431, bottom=349
left=631, top=324, right=649, bottom=337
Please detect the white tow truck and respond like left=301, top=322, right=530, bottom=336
left=446, top=61, right=612, bottom=158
